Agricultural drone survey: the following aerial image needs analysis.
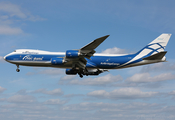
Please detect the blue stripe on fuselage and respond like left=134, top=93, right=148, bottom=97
left=6, top=53, right=138, bottom=69
left=88, top=54, right=136, bottom=69
left=5, top=54, right=65, bottom=62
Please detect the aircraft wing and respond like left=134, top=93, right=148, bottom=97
left=81, top=35, right=109, bottom=50
left=65, top=35, right=109, bottom=72
left=80, top=35, right=109, bottom=59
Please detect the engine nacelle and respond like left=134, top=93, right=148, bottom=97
left=66, top=69, right=77, bottom=75
left=51, top=57, right=64, bottom=65
left=66, top=50, right=80, bottom=58
left=84, top=71, right=100, bottom=75
left=83, top=69, right=105, bottom=76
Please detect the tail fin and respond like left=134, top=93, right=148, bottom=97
left=136, top=33, right=171, bottom=59
left=118, top=34, right=171, bottom=67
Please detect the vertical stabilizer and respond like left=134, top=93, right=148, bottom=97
left=148, top=33, right=171, bottom=52
left=119, top=34, right=171, bottom=67
left=136, top=33, right=171, bottom=57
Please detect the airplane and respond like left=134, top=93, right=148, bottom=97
left=4, top=33, right=171, bottom=78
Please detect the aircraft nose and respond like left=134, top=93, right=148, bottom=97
left=4, top=55, right=10, bottom=61
left=4, top=56, right=7, bottom=61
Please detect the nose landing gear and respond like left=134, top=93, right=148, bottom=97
left=16, top=65, right=20, bottom=72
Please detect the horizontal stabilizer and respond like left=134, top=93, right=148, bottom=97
left=142, top=51, right=167, bottom=60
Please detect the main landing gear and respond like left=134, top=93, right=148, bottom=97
left=78, top=73, right=83, bottom=78
left=16, top=65, right=20, bottom=72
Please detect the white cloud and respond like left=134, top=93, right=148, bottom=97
left=62, top=102, right=157, bottom=112
left=61, top=102, right=175, bottom=120
left=27, top=68, right=64, bottom=76
left=126, top=72, right=175, bottom=83
left=0, top=86, right=6, bottom=93
left=0, top=2, right=45, bottom=21
left=38, top=69, right=64, bottom=75
left=61, top=74, right=123, bottom=86
left=0, top=98, right=6, bottom=102
left=0, top=101, right=173, bottom=120
left=60, top=75, right=76, bottom=80
left=64, top=93, right=84, bottom=98
left=169, top=90, right=175, bottom=95
left=33, top=88, right=63, bottom=96
left=101, top=47, right=127, bottom=54
left=87, top=88, right=158, bottom=100
left=0, top=2, right=46, bottom=35
left=0, top=2, right=27, bottom=19
left=44, top=99, right=67, bottom=105
left=0, top=26, right=23, bottom=35
left=0, top=91, right=174, bottom=120
left=141, top=62, right=175, bottom=72
left=7, top=94, right=36, bottom=103
left=27, top=14, right=46, bottom=22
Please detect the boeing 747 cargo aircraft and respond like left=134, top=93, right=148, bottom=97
left=4, top=34, right=171, bottom=78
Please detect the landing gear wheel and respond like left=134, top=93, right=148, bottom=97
left=16, top=69, right=20, bottom=72
left=16, top=65, right=20, bottom=72
left=80, top=74, right=83, bottom=78
left=78, top=73, right=83, bottom=78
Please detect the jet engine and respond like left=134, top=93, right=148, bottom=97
left=83, top=69, right=103, bottom=75
left=66, top=50, right=80, bottom=58
left=51, top=57, right=64, bottom=65
left=65, top=69, right=106, bottom=77
left=66, top=69, right=78, bottom=75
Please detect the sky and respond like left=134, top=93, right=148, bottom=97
left=0, top=0, right=175, bottom=120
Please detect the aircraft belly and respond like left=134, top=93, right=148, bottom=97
left=7, top=60, right=50, bottom=66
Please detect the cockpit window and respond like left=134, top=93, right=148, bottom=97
left=13, top=50, right=16, bottom=52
